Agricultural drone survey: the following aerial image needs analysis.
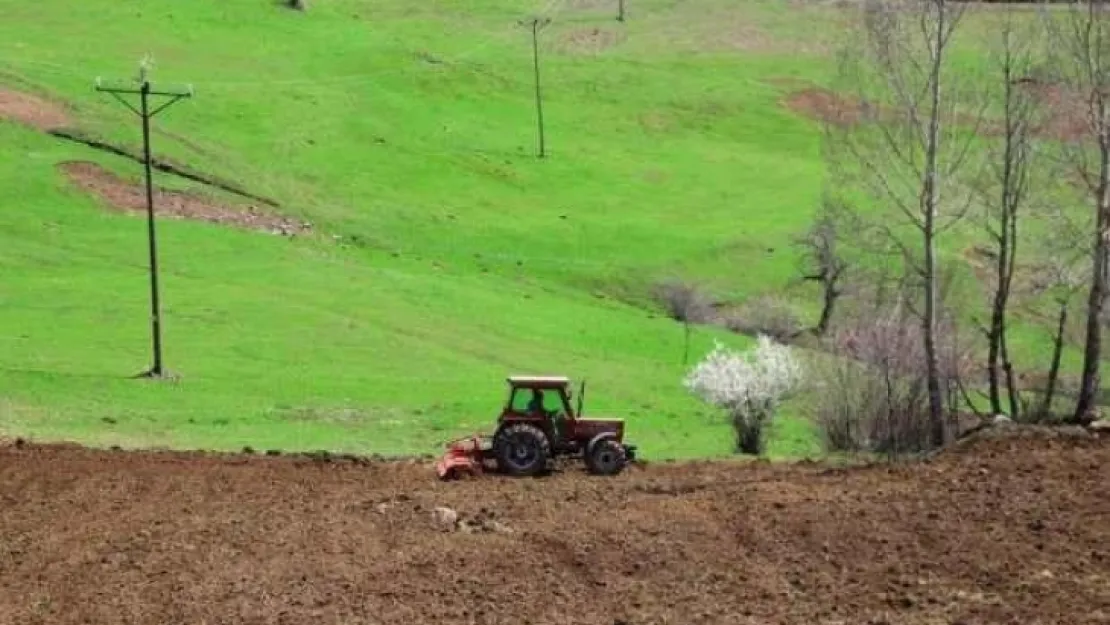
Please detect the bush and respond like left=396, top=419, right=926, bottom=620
left=725, top=295, right=804, bottom=343
left=652, top=279, right=713, bottom=323
left=809, top=305, right=973, bottom=457
left=684, top=335, right=804, bottom=455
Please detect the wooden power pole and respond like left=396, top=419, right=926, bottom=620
left=519, top=17, right=551, bottom=158
left=95, top=58, right=194, bottom=379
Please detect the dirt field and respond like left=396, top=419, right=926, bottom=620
left=1, top=428, right=1107, bottom=625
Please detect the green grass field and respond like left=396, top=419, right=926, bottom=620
left=0, top=0, right=1094, bottom=460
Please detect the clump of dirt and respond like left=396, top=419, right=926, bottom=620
left=0, top=88, right=71, bottom=131
left=555, top=27, right=625, bottom=55
left=58, top=161, right=310, bottom=236
left=782, top=87, right=867, bottom=127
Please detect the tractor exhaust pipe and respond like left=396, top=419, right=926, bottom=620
left=577, top=379, right=586, bottom=417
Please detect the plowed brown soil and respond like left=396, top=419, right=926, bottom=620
left=58, top=160, right=310, bottom=236
left=1, top=429, right=1108, bottom=625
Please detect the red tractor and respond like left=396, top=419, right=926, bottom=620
left=435, top=376, right=637, bottom=479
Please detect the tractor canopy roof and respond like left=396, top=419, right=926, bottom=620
left=506, top=375, right=571, bottom=390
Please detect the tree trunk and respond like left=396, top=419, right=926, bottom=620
left=1001, top=331, right=1019, bottom=419
left=988, top=65, right=1019, bottom=417
left=923, top=233, right=946, bottom=447
left=815, top=283, right=839, bottom=336
left=1040, top=300, right=1068, bottom=419
left=995, top=172, right=1021, bottom=420
left=734, top=411, right=765, bottom=456
left=922, top=0, right=947, bottom=449
left=1075, top=138, right=1110, bottom=422
left=1002, top=155, right=1020, bottom=419
left=987, top=313, right=1004, bottom=414
left=683, top=321, right=691, bottom=365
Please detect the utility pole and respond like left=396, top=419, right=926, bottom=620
left=519, top=16, right=551, bottom=158
left=617, top=0, right=625, bottom=22
left=95, top=58, right=194, bottom=379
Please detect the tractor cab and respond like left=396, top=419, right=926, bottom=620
left=500, top=376, right=576, bottom=442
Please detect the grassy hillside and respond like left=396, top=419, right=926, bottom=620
left=0, top=0, right=1094, bottom=459
left=0, top=0, right=845, bottom=459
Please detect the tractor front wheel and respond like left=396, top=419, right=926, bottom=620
left=493, top=423, right=550, bottom=477
left=585, top=438, right=627, bottom=476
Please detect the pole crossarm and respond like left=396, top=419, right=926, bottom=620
left=95, top=77, right=194, bottom=97
left=94, top=78, right=193, bottom=118
left=95, top=77, right=194, bottom=118
left=517, top=16, right=551, bottom=27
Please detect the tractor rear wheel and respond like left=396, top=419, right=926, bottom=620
left=585, top=438, right=627, bottom=476
left=493, top=423, right=550, bottom=476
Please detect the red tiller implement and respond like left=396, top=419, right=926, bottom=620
left=434, top=435, right=492, bottom=479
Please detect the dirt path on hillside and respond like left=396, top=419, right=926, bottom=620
left=0, top=88, right=71, bottom=131
left=1, top=85, right=292, bottom=231
left=780, top=79, right=1093, bottom=143
left=0, top=429, right=1107, bottom=625
left=58, top=161, right=310, bottom=236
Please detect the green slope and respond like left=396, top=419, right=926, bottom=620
left=0, top=0, right=1092, bottom=460
left=0, top=0, right=845, bottom=459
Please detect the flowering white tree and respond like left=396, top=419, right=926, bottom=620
left=684, top=335, right=804, bottom=455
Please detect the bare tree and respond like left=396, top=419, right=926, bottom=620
left=653, top=279, right=713, bottom=365
left=795, top=191, right=849, bottom=337
left=824, top=0, right=981, bottom=448
left=1042, top=0, right=1110, bottom=423
left=973, top=7, right=1043, bottom=420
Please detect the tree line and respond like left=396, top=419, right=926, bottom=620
left=784, top=0, right=1110, bottom=456
left=684, top=0, right=1110, bottom=458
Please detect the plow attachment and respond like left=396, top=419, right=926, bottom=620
left=435, top=435, right=493, bottom=480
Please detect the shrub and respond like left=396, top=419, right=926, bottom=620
left=725, top=295, right=804, bottom=343
left=809, top=305, right=973, bottom=457
left=684, top=335, right=804, bottom=455
left=652, top=278, right=716, bottom=364
left=652, top=279, right=713, bottom=323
